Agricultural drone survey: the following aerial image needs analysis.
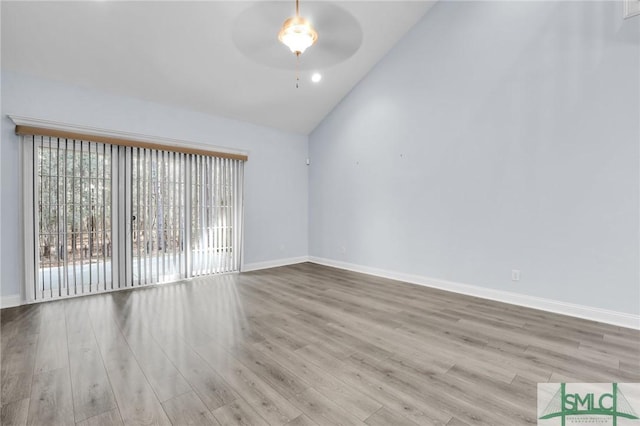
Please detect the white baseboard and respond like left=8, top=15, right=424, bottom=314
left=242, top=256, right=309, bottom=273
left=1, top=294, right=22, bottom=309
left=308, top=256, right=640, bottom=330
left=5, top=256, right=637, bottom=330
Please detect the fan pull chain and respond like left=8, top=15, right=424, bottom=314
left=296, top=52, right=300, bottom=89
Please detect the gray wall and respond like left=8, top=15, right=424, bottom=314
left=1, top=71, right=309, bottom=300
left=309, top=1, right=640, bottom=314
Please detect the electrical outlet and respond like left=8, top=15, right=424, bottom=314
left=511, top=269, right=521, bottom=281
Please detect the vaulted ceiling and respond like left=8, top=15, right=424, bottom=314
left=2, top=1, right=435, bottom=134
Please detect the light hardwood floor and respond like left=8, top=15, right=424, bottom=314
left=1, top=262, right=639, bottom=425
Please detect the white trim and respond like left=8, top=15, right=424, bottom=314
left=308, top=256, right=640, bottom=330
left=1, top=294, right=22, bottom=309
left=7, top=115, right=249, bottom=158
left=624, top=0, right=640, bottom=18
left=242, top=256, right=309, bottom=272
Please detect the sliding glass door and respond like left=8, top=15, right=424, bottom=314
left=129, top=149, right=187, bottom=286
left=30, top=138, right=112, bottom=299
left=23, top=135, right=244, bottom=302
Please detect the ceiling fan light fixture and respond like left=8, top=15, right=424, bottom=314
left=278, top=15, right=318, bottom=55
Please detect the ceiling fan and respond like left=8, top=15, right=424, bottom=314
left=231, top=1, right=363, bottom=75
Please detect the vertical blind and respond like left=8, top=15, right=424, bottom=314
left=129, top=148, right=187, bottom=286
left=23, top=135, right=244, bottom=302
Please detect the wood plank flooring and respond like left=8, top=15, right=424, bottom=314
left=1, top=262, right=639, bottom=425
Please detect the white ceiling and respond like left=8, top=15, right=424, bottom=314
left=1, top=1, right=435, bottom=134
